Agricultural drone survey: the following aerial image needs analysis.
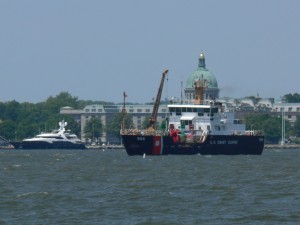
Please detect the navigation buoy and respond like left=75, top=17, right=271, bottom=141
left=143, top=153, right=146, bottom=158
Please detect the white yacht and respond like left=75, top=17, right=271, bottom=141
left=18, top=121, right=85, bottom=149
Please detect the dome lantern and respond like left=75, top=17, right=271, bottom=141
left=198, top=52, right=206, bottom=68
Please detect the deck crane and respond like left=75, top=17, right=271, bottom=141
left=148, top=69, right=169, bottom=130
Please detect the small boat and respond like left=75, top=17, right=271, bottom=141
left=0, top=135, right=14, bottom=149
left=12, top=120, right=85, bottom=149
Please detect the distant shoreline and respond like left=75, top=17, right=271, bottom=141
left=264, top=144, right=300, bottom=149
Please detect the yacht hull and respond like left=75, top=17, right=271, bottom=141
left=19, top=141, right=86, bottom=149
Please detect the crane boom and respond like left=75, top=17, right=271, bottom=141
left=149, top=69, right=169, bottom=130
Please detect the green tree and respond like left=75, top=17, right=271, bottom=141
left=45, top=92, right=80, bottom=112
left=244, top=113, right=291, bottom=144
left=84, top=117, right=103, bottom=142
left=292, top=116, right=300, bottom=137
left=0, top=120, right=17, bottom=140
left=141, top=116, right=150, bottom=129
left=284, top=93, right=300, bottom=103
left=107, top=112, right=133, bottom=137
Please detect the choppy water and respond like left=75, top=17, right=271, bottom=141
left=1, top=149, right=300, bottom=225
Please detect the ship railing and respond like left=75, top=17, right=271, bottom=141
left=181, top=99, right=217, bottom=105
left=121, top=129, right=166, bottom=136
left=241, top=130, right=263, bottom=136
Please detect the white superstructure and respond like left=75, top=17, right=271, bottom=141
left=168, top=102, right=246, bottom=136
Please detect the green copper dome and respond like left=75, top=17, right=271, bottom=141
left=186, top=52, right=218, bottom=89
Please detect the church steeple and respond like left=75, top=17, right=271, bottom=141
left=198, top=52, right=206, bottom=68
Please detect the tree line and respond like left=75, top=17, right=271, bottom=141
left=0, top=92, right=114, bottom=141
left=1, top=92, right=300, bottom=144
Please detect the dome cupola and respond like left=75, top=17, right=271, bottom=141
left=184, top=52, right=219, bottom=101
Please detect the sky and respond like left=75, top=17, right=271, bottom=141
left=1, top=0, right=300, bottom=104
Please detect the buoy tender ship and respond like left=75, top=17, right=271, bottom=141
left=121, top=69, right=264, bottom=155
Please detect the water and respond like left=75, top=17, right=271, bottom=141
left=1, top=149, right=300, bottom=225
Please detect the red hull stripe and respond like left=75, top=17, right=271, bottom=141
left=152, top=136, right=163, bottom=155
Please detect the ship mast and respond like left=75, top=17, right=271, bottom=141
left=149, top=69, right=169, bottom=130
left=121, top=91, right=127, bottom=134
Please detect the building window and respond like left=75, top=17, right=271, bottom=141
left=288, top=107, right=292, bottom=112
left=297, top=108, right=300, bottom=112
left=146, top=109, right=150, bottom=113
left=162, top=109, right=166, bottom=112
left=85, top=109, right=89, bottom=112
left=137, top=109, right=142, bottom=113
left=92, top=109, right=96, bottom=112
left=98, top=109, right=102, bottom=112
left=129, top=109, right=134, bottom=113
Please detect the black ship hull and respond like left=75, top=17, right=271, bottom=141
left=12, top=141, right=86, bottom=149
left=122, top=135, right=264, bottom=155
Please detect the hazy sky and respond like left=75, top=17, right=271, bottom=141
left=1, top=0, right=299, bottom=104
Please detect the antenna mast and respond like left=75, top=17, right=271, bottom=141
left=121, top=92, right=127, bottom=134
